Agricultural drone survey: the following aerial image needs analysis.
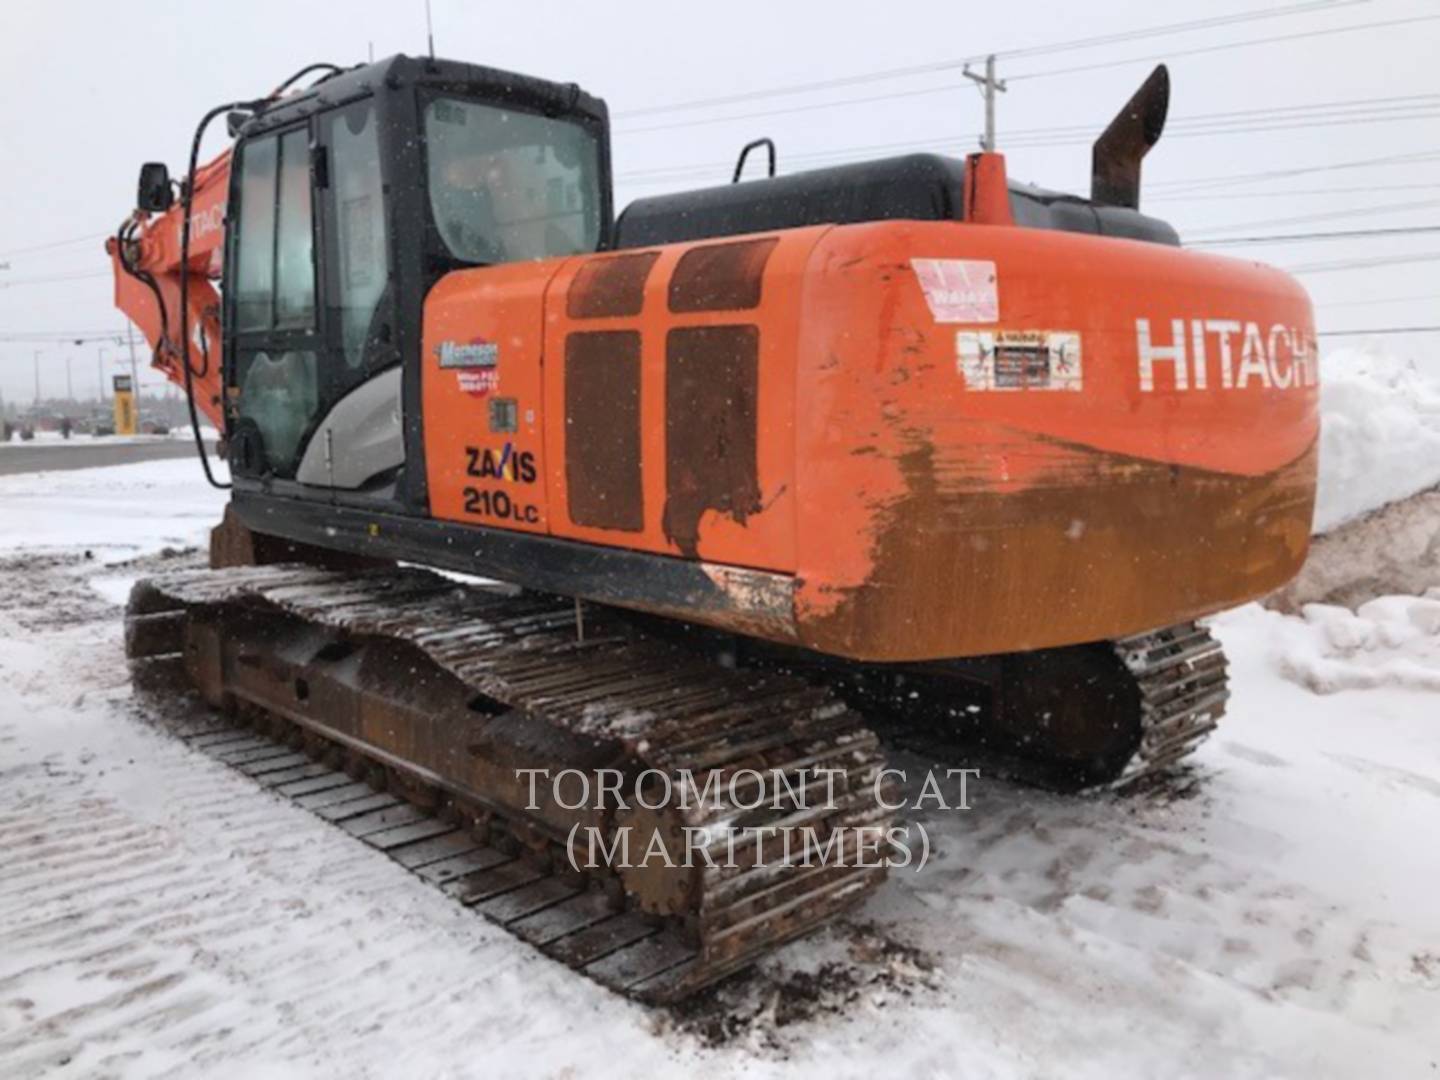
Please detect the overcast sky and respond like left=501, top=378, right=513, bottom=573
left=0, top=0, right=1436, bottom=405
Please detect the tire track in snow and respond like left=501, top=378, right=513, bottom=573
left=0, top=555, right=676, bottom=1078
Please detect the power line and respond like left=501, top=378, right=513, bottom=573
left=0, top=232, right=109, bottom=261
left=953, top=91, right=1440, bottom=141
left=1288, top=251, right=1440, bottom=274
left=1007, top=13, right=1440, bottom=82
left=616, top=14, right=1436, bottom=135
left=1004, top=105, right=1440, bottom=147
left=8, top=13, right=1380, bottom=265
left=1184, top=197, right=1440, bottom=237
left=1317, top=326, right=1440, bottom=336
left=0, top=332, right=128, bottom=344
left=0, top=270, right=110, bottom=288
left=998, top=0, right=1369, bottom=61
left=617, top=109, right=1440, bottom=185
left=1151, top=148, right=1440, bottom=192
left=622, top=80, right=1436, bottom=144
left=1153, top=183, right=1440, bottom=201
left=1313, top=293, right=1438, bottom=309
left=0, top=327, right=127, bottom=334
left=614, top=0, right=1368, bottom=118
left=624, top=98, right=1434, bottom=164
left=1189, top=224, right=1440, bottom=247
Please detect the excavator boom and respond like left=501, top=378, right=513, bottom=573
left=106, top=148, right=231, bottom=430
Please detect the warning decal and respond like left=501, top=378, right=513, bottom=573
left=957, top=330, right=1083, bottom=392
left=911, top=259, right=999, bottom=323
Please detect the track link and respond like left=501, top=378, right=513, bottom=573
left=125, top=564, right=891, bottom=1002
left=1108, top=622, right=1228, bottom=789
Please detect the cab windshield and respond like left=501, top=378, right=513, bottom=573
left=423, top=95, right=602, bottom=265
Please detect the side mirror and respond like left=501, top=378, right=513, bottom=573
left=137, top=162, right=174, bottom=213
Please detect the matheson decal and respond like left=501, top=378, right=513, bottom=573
left=436, top=339, right=499, bottom=369
left=436, top=338, right=501, bottom=397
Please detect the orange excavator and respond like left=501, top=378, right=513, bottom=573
left=112, top=56, right=1317, bottom=1000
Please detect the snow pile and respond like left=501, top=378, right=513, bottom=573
left=1315, top=347, right=1440, bottom=533
left=1272, top=348, right=1440, bottom=609
left=1268, top=591, right=1440, bottom=694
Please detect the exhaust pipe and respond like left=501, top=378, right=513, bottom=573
left=1091, top=64, right=1169, bottom=210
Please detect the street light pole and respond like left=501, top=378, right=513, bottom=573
left=126, top=323, right=140, bottom=419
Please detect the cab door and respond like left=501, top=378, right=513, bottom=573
left=226, top=98, right=405, bottom=499
left=226, top=123, right=325, bottom=480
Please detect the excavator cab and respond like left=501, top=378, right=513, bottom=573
left=219, top=56, right=613, bottom=512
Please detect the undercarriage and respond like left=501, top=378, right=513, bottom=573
left=125, top=552, right=1227, bottom=1001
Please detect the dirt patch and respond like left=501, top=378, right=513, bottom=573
left=1266, top=484, right=1440, bottom=612
left=0, top=547, right=200, bottom=632
left=663, top=921, right=939, bottom=1052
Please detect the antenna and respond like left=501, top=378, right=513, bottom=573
left=425, top=0, right=436, bottom=59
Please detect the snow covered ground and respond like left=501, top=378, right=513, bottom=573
left=2, top=355, right=1439, bottom=1078
left=0, top=458, right=227, bottom=561
left=0, top=434, right=163, bottom=449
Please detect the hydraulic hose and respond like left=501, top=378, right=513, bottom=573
left=178, top=102, right=254, bottom=490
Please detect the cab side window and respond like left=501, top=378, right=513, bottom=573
left=275, top=129, right=317, bottom=328
left=234, top=129, right=316, bottom=331
left=234, top=136, right=277, bottom=331
left=230, top=126, right=321, bottom=476
left=321, top=100, right=389, bottom=371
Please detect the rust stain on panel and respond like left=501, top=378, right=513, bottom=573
left=798, top=434, right=1318, bottom=661
left=668, top=238, right=779, bottom=313
left=564, top=331, right=644, bottom=531
left=663, top=325, right=762, bottom=557
left=566, top=251, right=660, bottom=319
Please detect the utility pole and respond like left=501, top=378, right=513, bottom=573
left=98, top=345, right=108, bottom=403
left=66, top=356, right=74, bottom=402
left=962, top=54, right=1008, bottom=152
left=33, top=350, right=41, bottom=405
left=126, top=323, right=140, bottom=416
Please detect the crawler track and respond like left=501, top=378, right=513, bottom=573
left=1108, top=623, right=1228, bottom=788
left=689, top=619, right=1230, bottom=794
left=125, top=565, right=891, bottom=1003
left=122, top=563, right=1226, bottom=999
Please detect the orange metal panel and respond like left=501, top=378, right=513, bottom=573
left=540, top=229, right=827, bottom=572
left=418, top=216, right=1319, bottom=662
left=789, top=221, right=1318, bottom=659
left=422, top=260, right=562, bottom=533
